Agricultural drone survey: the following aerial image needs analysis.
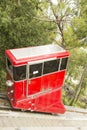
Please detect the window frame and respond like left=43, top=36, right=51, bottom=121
left=6, top=57, right=13, bottom=78
left=27, top=60, right=44, bottom=80
left=29, top=62, right=43, bottom=79
left=13, top=65, right=26, bottom=81
left=43, top=58, right=60, bottom=75
left=6, top=56, right=68, bottom=82
left=60, top=57, right=68, bottom=71
left=27, top=58, right=60, bottom=80
left=6, top=57, right=27, bottom=82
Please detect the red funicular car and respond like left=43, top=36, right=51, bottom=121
left=5, top=44, right=69, bottom=114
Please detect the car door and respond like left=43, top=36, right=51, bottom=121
left=26, top=60, right=43, bottom=97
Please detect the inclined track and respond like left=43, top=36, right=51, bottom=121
left=0, top=93, right=87, bottom=114
left=0, top=93, right=87, bottom=127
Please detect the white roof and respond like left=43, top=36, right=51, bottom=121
left=10, top=44, right=65, bottom=60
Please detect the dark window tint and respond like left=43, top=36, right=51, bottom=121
left=60, top=57, right=68, bottom=70
left=7, top=58, right=13, bottom=72
left=13, top=65, right=26, bottom=81
left=43, top=59, right=60, bottom=74
left=29, top=63, right=42, bottom=79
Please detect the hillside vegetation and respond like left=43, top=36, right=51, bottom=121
left=0, top=0, right=87, bottom=108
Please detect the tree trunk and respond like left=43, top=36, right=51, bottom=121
left=71, top=64, right=87, bottom=105
left=49, top=0, right=66, bottom=49
left=16, top=0, right=21, bottom=6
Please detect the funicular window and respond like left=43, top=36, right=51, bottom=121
left=43, top=59, right=60, bottom=74
left=60, top=57, right=68, bottom=70
left=13, top=65, right=26, bottom=81
left=29, top=63, right=43, bottom=79
left=7, top=58, right=13, bottom=73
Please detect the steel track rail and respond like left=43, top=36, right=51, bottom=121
left=0, top=93, right=87, bottom=114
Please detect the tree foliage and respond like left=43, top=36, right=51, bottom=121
left=39, top=0, right=78, bottom=48
left=0, top=0, right=87, bottom=109
left=0, top=0, right=56, bottom=91
left=39, top=0, right=87, bottom=108
left=0, top=0, right=56, bottom=49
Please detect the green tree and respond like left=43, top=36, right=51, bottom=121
left=0, top=0, right=56, bottom=91
left=69, top=0, right=87, bottom=106
left=38, top=0, right=79, bottom=49
left=63, top=48, right=87, bottom=107
left=38, top=0, right=87, bottom=108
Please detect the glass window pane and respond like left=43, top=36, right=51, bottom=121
left=7, top=58, right=13, bottom=72
left=60, top=57, right=68, bottom=70
left=13, top=65, right=26, bottom=81
left=29, top=63, right=42, bottom=79
left=43, top=59, right=60, bottom=74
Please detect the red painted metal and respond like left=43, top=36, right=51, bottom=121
left=5, top=44, right=69, bottom=114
